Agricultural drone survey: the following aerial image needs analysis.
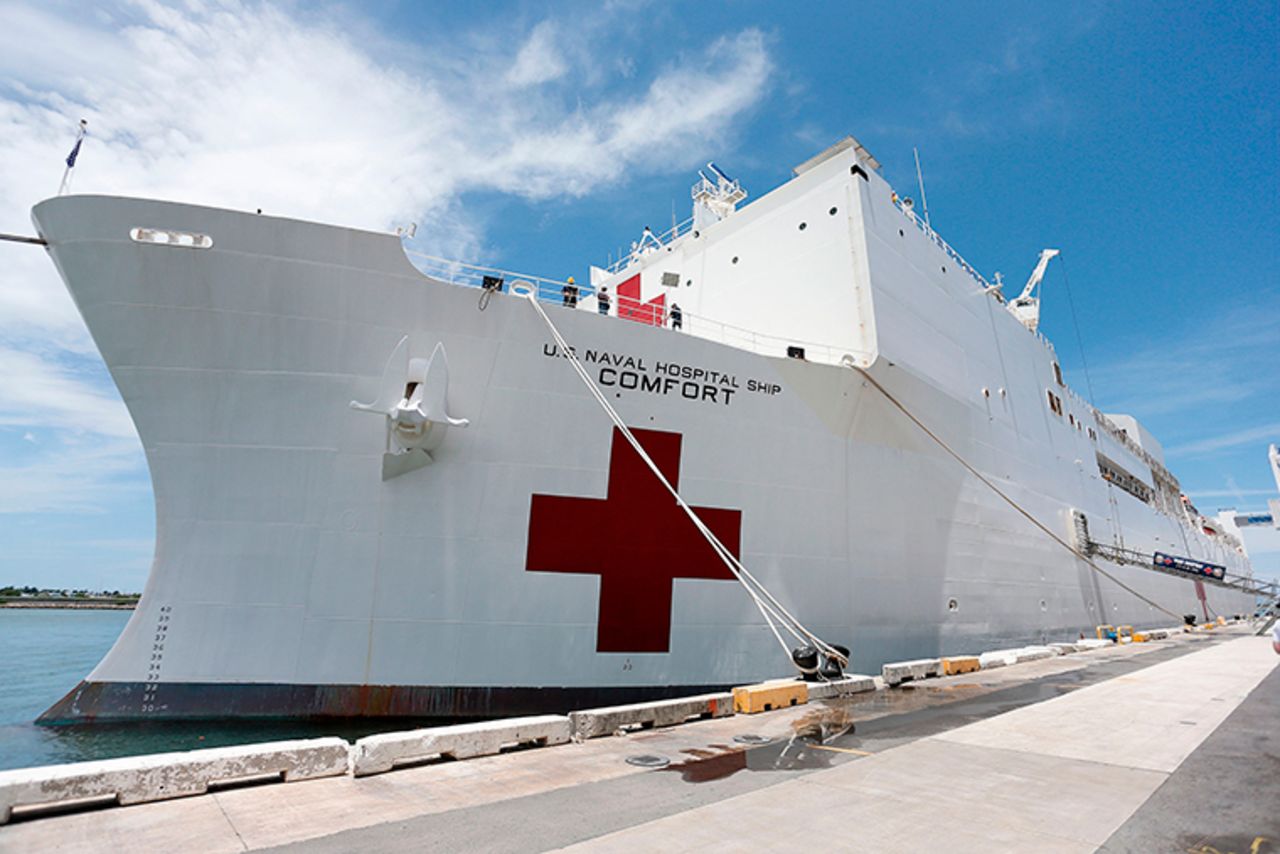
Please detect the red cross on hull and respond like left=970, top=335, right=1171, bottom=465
left=526, top=427, right=742, bottom=653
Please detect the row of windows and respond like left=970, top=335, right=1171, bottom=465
left=1097, top=454, right=1154, bottom=504
left=1045, top=389, right=1098, bottom=441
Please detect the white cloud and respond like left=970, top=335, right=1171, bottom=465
left=1185, top=488, right=1277, bottom=500
left=0, top=345, right=144, bottom=514
left=0, top=346, right=135, bottom=439
left=1166, top=422, right=1280, bottom=458
left=1087, top=298, right=1280, bottom=425
left=505, top=21, right=568, bottom=88
left=0, top=436, right=146, bottom=513
left=0, top=2, right=772, bottom=521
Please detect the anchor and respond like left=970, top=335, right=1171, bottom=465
left=350, top=336, right=469, bottom=478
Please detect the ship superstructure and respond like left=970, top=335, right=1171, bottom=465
left=33, top=136, right=1254, bottom=723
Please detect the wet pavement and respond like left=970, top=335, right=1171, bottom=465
left=3, top=629, right=1271, bottom=854
left=256, top=634, right=1262, bottom=854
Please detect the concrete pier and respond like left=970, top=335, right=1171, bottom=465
left=1, top=628, right=1274, bottom=853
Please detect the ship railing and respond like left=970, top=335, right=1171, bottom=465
left=1091, top=409, right=1178, bottom=488
left=891, top=197, right=993, bottom=292
left=1088, top=541, right=1268, bottom=596
left=406, top=251, right=572, bottom=303
left=405, top=250, right=872, bottom=367
left=602, top=216, right=697, bottom=275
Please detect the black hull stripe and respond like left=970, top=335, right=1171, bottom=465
left=37, top=680, right=733, bottom=725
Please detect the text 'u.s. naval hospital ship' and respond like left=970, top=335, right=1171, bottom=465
left=31, top=136, right=1260, bottom=724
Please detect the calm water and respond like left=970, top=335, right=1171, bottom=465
left=0, top=609, right=447, bottom=771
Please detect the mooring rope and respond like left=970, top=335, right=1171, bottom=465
left=850, top=364, right=1184, bottom=621
left=522, top=292, right=849, bottom=671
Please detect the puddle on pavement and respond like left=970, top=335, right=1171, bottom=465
left=663, top=667, right=1107, bottom=784
left=658, top=644, right=1209, bottom=786
left=664, top=705, right=857, bottom=783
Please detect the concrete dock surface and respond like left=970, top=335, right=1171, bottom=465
left=2, top=629, right=1275, bottom=853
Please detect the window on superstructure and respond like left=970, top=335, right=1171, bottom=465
left=1097, top=453, right=1153, bottom=504
left=1052, top=362, right=1064, bottom=386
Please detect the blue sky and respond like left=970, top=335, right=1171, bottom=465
left=0, top=0, right=1276, bottom=589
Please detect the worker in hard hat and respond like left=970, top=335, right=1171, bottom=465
left=562, top=276, right=579, bottom=308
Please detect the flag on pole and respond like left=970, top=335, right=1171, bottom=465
left=65, top=137, right=83, bottom=168
left=58, top=119, right=88, bottom=196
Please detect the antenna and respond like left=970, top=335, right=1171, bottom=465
left=913, top=147, right=930, bottom=228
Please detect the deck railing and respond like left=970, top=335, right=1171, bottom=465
left=404, top=250, right=871, bottom=367
left=891, top=201, right=994, bottom=292
left=602, top=217, right=696, bottom=275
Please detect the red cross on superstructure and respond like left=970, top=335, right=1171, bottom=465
left=616, top=274, right=667, bottom=327
left=526, top=427, right=742, bottom=653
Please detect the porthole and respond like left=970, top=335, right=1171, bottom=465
left=947, top=598, right=959, bottom=612
left=685, top=279, right=692, bottom=287
left=798, top=222, right=807, bottom=231
left=898, top=229, right=904, bottom=237
left=829, top=206, right=838, bottom=216
left=731, top=256, right=739, bottom=265
left=941, top=266, right=947, bottom=274
left=693, top=230, right=700, bottom=238
left=1039, top=599, right=1047, bottom=611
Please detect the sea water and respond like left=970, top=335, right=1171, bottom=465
left=0, top=609, right=449, bottom=772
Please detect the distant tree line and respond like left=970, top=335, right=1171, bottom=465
left=0, top=585, right=140, bottom=598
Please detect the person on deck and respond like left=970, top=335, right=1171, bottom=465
left=670, top=302, right=683, bottom=331
left=562, top=277, right=578, bottom=308
left=597, top=287, right=610, bottom=316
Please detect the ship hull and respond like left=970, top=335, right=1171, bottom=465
left=31, top=193, right=1253, bottom=723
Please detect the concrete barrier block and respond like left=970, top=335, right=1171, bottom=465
left=806, top=674, right=877, bottom=700
left=569, top=693, right=733, bottom=741
left=1048, top=643, right=1078, bottom=655
left=1014, top=646, right=1055, bottom=663
left=351, top=715, right=569, bottom=777
left=1076, top=638, right=1111, bottom=650
left=978, top=648, right=1021, bottom=669
left=882, top=658, right=942, bottom=687
left=733, top=679, right=807, bottom=714
left=0, top=738, right=349, bottom=823
left=941, top=656, right=980, bottom=676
